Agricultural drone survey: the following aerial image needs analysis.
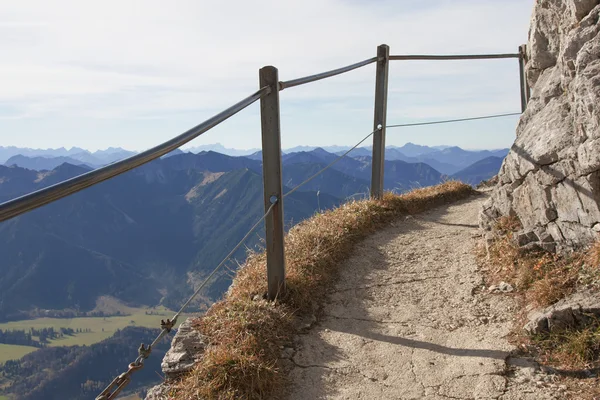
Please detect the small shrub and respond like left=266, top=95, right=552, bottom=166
left=531, top=318, right=600, bottom=369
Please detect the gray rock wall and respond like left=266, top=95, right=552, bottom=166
left=481, top=0, right=600, bottom=250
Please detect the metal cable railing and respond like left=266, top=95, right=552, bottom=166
left=95, top=108, right=522, bottom=399
left=0, top=51, right=527, bottom=224
left=386, top=112, right=522, bottom=129
left=0, top=45, right=530, bottom=400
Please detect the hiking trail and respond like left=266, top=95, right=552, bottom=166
left=285, top=193, right=559, bottom=400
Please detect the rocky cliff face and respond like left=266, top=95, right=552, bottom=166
left=481, top=0, right=600, bottom=250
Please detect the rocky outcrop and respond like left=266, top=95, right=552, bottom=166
left=481, top=0, right=600, bottom=250
left=145, top=318, right=205, bottom=400
left=525, top=290, right=600, bottom=334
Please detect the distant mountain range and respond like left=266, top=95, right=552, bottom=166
left=0, top=144, right=506, bottom=321
left=281, top=147, right=443, bottom=194
left=0, top=146, right=137, bottom=167
left=178, top=143, right=509, bottom=177
left=2, top=143, right=507, bottom=176
left=185, top=143, right=260, bottom=156
left=4, top=155, right=95, bottom=171
left=332, top=144, right=508, bottom=175
left=450, top=156, right=504, bottom=185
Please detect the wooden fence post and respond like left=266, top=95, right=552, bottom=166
left=259, top=66, right=286, bottom=300
left=371, top=44, right=390, bottom=199
left=518, top=44, right=530, bottom=112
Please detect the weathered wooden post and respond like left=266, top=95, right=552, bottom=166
left=371, top=44, right=390, bottom=199
left=259, top=66, right=286, bottom=300
left=518, top=44, right=530, bottom=112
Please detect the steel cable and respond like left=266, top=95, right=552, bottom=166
left=386, top=112, right=521, bottom=129
left=96, top=201, right=277, bottom=400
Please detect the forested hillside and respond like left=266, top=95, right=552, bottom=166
left=0, top=327, right=167, bottom=400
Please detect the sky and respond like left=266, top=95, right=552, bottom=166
left=0, top=0, right=534, bottom=152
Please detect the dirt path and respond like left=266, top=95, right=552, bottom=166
left=285, top=194, right=560, bottom=400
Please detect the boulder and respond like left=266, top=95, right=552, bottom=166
left=524, top=290, right=600, bottom=334
left=160, top=318, right=206, bottom=379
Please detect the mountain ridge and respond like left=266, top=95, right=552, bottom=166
left=0, top=145, right=506, bottom=320
left=0, top=153, right=341, bottom=320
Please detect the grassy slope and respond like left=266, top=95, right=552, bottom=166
left=173, top=181, right=474, bottom=399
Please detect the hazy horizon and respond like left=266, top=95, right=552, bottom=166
left=0, top=141, right=511, bottom=154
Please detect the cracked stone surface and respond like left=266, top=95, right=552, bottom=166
left=285, top=195, right=559, bottom=399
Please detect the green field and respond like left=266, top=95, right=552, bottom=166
left=0, top=344, right=38, bottom=365
left=0, top=303, right=193, bottom=364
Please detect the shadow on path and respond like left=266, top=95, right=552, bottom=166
left=426, top=221, right=479, bottom=229
left=341, top=329, right=508, bottom=360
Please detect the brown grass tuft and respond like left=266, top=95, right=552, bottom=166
left=495, top=215, right=522, bottom=234
left=184, top=299, right=293, bottom=399
left=173, top=181, right=474, bottom=399
left=586, top=240, right=600, bottom=269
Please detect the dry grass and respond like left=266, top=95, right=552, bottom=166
left=586, top=240, right=600, bottom=269
left=480, top=216, right=587, bottom=308
left=531, top=319, right=600, bottom=369
left=172, top=181, right=474, bottom=399
left=480, top=217, right=600, bottom=377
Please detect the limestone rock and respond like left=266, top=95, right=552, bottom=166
left=498, top=282, right=514, bottom=293
left=161, top=317, right=206, bottom=378
left=145, top=318, right=205, bottom=400
left=488, top=282, right=514, bottom=293
left=480, top=0, right=600, bottom=251
left=524, top=290, right=600, bottom=334
left=144, top=384, right=172, bottom=400
left=517, top=231, right=539, bottom=246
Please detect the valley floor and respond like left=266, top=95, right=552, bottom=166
left=0, top=305, right=191, bottom=364
left=285, top=194, right=558, bottom=399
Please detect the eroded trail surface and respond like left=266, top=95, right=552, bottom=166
left=286, top=194, right=558, bottom=400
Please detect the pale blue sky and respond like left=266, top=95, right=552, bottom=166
left=0, top=0, right=533, bottom=152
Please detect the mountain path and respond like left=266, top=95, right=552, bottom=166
left=284, top=194, right=560, bottom=400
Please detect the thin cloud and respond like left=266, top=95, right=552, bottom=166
left=0, top=0, right=533, bottom=150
